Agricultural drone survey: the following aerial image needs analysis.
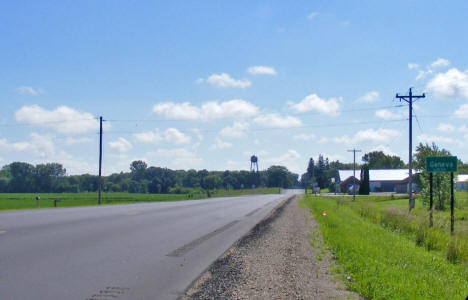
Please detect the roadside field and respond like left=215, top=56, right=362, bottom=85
left=0, top=188, right=280, bottom=210
left=301, top=194, right=468, bottom=299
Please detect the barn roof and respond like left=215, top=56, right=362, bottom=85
left=338, top=170, right=359, bottom=181
left=369, top=169, right=413, bottom=181
left=338, top=169, right=418, bottom=182
left=456, top=174, right=468, bottom=183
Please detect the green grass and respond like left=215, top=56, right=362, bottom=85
left=0, top=188, right=280, bottom=210
left=302, top=195, right=468, bottom=299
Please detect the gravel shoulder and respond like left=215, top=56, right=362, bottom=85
left=181, top=195, right=359, bottom=300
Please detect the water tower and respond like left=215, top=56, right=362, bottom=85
left=250, top=155, right=259, bottom=172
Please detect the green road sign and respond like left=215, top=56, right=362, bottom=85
left=426, top=156, right=458, bottom=173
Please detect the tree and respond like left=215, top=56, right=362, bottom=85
left=316, top=154, right=327, bottom=188
left=130, top=160, right=147, bottom=181
left=307, top=158, right=315, bottom=178
left=362, top=151, right=405, bottom=169
left=7, top=162, right=35, bottom=192
left=203, top=175, right=219, bottom=190
left=414, top=143, right=451, bottom=210
left=266, top=166, right=294, bottom=188
left=359, top=164, right=370, bottom=195
left=34, top=163, right=66, bottom=192
left=183, top=169, right=199, bottom=188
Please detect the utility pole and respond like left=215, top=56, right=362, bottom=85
left=348, top=148, right=361, bottom=201
left=98, top=116, right=103, bottom=205
left=396, top=88, right=425, bottom=211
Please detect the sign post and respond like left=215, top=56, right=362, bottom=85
left=426, top=156, right=457, bottom=234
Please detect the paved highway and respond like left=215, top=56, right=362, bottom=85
left=0, top=192, right=298, bottom=300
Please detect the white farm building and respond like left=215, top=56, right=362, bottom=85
left=338, top=169, right=419, bottom=193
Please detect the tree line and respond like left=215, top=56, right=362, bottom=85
left=0, top=160, right=299, bottom=194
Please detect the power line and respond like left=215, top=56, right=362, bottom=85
left=1, top=118, right=98, bottom=127
left=103, top=118, right=408, bottom=136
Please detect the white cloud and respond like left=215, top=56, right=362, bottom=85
left=210, top=138, right=232, bottom=150
left=293, top=133, right=316, bottom=141
left=318, top=137, right=328, bottom=144
left=47, top=151, right=97, bottom=175
left=426, top=68, right=468, bottom=99
left=133, top=130, right=162, bottom=143
left=431, top=58, right=450, bottom=68
left=201, top=100, right=258, bottom=119
left=370, top=145, right=398, bottom=157
left=205, top=73, right=251, bottom=88
left=16, top=86, right=43, bottom=96
left=151, top=148, right=203, bottom=169
left=333, top=128, right=400, bottom=145
left=408, top=63, right=419, bottom=70
left=15, top=105, right=106, bottom=134
left=153, top=99, right=259, bottom=121
left=417, top=134, right=461, bottom=146
left=243, top=150, right=268, bottom=157
left=311, top=153, right=345, bottom=163
left=164, top=128, right=191, bottom=145
left=416, top=69, right=434, bottom=80
left=454, top=103, right=468, bottom=118
left=247, top=66, right=277, bottom=75
left=225, top=160, right=239, bottom=170
left=0, top=133, right=55, bottom=158
left=109, top=153, right=129, bottom=160
left=375, top=109, right=406, bottom=120
left=355, top=128, right=400, bottom=143
left=109, top=137, right=132, bottom=153
left=219, top=122, right=249, bottom=139
left=289, top=94, right=341, bottom=116
left=267, top=149, right=302, bottom=173
left=459, top=125, right=468, bottom=133
left=191, top=128, right=204, bottom=141
left=253, top=113, right=302, bottom=128
left=357, top=91, right=380, bottom=103
left=437, top=123, right=456, bottom=133
left=64, top=137, right=93, bottom=145
left=307, top=12, right=318, bottom=19
left=152, top=102, right=200, bottom=120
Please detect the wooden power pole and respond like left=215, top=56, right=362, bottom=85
left=348, top=148, right=361, bottom=201
left=98, top=116, right=103, bottom=205
left=396, top=88, right=425, bottom=211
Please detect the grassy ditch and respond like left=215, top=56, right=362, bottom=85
left=302, top=195, right=468, bottom=299
left=0, top=188, right=280, bottom=210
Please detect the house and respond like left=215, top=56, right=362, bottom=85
left=456, top=174, right=468, bottom=191
left=337, top=170, right=360, bottom=193
left=337, top=169, right=419, bottom=193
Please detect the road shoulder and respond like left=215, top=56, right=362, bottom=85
left=181, top=195, right=360, bottom=299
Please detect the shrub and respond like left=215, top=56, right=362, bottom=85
left=424, top=228, right=448, bottom=251
left=447, top=237, right=462, bottom=263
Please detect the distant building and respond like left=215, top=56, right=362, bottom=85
left=456, top=174, right=468, bottom=191
left=337, top=169, right=419, bottom=193
left=337, top=170, right=360, bottom=193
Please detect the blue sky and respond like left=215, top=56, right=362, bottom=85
left=2, top=1, right=468, bottom=175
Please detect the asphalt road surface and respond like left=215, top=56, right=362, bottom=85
left=0, top=191, right=299, bottom=300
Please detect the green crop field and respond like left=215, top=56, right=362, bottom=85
left=301, top=193, right=468, bottom=299
left=0, top=187, right=280, bottom=211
